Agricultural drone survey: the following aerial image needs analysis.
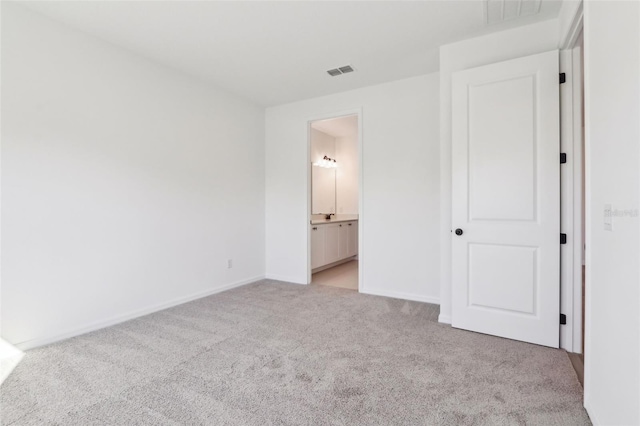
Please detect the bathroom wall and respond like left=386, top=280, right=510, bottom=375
left=336, top=134, right=358, bottom=215
left=310, top=128, right=336, bottom=165
left=310, top=128, right=358, bottom=216
left=310, top=129, right=337, bottom=214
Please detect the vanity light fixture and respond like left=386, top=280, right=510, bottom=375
left=313, top=155, right=338, bottom=168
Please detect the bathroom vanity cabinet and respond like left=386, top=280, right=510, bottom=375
left=310, top=220, right=358, bottom=270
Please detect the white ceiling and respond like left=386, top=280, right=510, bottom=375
left=19, top=1, right=563, bottom=106
left=311, top=115, right=358, bottom=138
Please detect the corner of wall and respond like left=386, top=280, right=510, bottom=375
left=438, top=313, right=452, bottom=325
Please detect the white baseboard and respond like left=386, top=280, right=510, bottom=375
left=13, top=275, right=265, bottom=351
left=583, top=399, right=600, bottom=425
left=264, top=273, right=307, bottom=285
left=360, top=288, right=439, bottom=305
left=438, top=314, right=452, bottom=324
left=311, top=256, right=356, bottom=274
left=0, top=339, right=25, bottom=384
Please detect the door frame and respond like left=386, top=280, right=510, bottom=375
left=559, top=10, right=585, bottom=354
left=306, top=108, right=363, bottom=292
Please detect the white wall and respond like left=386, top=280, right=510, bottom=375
left=310, top=128, right=336, bottom=166
left=336, top=134, right=358, bottom=214
left=310, top=129, right=336, bottom=214
left=1, top=4, right=266, bottom=349
left=583, top=1, right=640, bottom=424
left=438, top=19, right=560, bottom=323
left=265, top=74, right=440, bottom=303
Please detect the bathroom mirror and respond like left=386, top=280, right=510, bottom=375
left=311, top=165, right=336, bottom=214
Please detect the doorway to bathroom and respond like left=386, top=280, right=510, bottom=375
left=308, top=113, right=360, bottom=291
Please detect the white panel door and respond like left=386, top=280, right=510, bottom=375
left=452, top=50, right=560, bottom=348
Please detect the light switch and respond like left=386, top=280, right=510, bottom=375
left=604, top=204, right=613, bottom=231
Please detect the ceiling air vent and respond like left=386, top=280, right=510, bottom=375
left=327, top=65, right=355, bottom=77
left=484, top=0, right=541, bottom=25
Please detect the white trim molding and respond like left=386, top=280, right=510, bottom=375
left=557, top=17, right=584, bottom=355
left=559, top=1, right=584, bottom=49
left=559, top=49, right=578, bottom=353
left=583, top=400, right=601, bottom=426
left=264, top=274, right=307, bottom=284
left=13, top=275, right=265, bottom=351
left=438, top=314, right=452, bottom=325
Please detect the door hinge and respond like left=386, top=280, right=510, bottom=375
left=560, top=153, right=567, bottom=164
left=560, top=314, right=567, bottom=325
left=559, top=73, right=566, bottom=84
left=560, top=233, right=567, bottom=244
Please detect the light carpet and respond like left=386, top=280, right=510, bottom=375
left=1, top=280, right=590, bottom=425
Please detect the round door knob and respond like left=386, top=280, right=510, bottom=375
left=455, top=228, right=463, bottom=236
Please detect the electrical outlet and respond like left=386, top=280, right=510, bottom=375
left=227, top=259, right=233, bottom=269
